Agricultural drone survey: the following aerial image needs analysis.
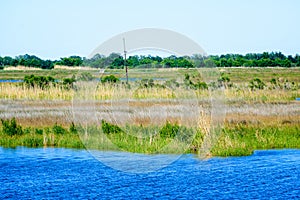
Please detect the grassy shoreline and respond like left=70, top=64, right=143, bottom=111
left=0, top=120, right=299, bottom=157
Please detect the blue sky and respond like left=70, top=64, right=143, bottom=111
left=1, top=0, right=299, bottom=59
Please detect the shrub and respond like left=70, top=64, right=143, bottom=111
left=1, top=118, right=23, bottom=136
left=69, top=122, right=77, bottom=134
left=52, top=123, right=67, bottom=134
left=35, top=128, right=43, bottom=135
left=63, top=76, right=76, bottom=89
left=249, top=78, right=266, bottom=90
left=194, top=81, right=208, bottom=90
left=184, top=73, right=208, bottom=90
left=101, top=75, right=119, bottom=83
left=270, top=78, right=277, bottom=85
left=218, top=73, right=231, bottom=88
left=101, top=120, right=122, bottom=134
left=159, top=121, right=179, bottom=139
left=24, top=74, right=55, bottom=89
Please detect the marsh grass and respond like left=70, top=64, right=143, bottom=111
left=225, top=87, right=300, bottom=104
left=78, top=121, right=199, bottom=154
left=1, top=81, right=298, bottom=103
left=0, top=68, right=299, bottom=156
left=1, top=119, right=299, bottom=156
left=0, top=129, right=84, bottom=149
left=212, top=124, right=300, bottom=156
left=0, top=83, right=74, bottom=100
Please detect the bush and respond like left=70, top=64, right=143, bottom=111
left=35, top=128, right=43, bottom=135
left=159, top=122, right=179, bottom=139
left=101, top=120, right=122, bottom=134
left=24, top=74, right=55, bottom=89
left=194, top=81, right=208, bottom=90
left=63, top=75, right=76, bottom=89
left=52, top=123, right=67, bottom=134
left=69, top=122, right=77, bottom=134
left=270, top=78, right=277, bottom=85
left=101, top=75, right=119, bottom=83
left=249, top=78, right=266, bottom=90
left=184, top=73, right=208, bottom=90
left=1, top=118, right=23, bottom=136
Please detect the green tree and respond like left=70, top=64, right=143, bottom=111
left=111, top=56, right=124, bottom=68
left=58, top=56, right=83, bottom=66
left=3, top=56, right=17, bottom=66
left=127, top=55, right=140, bottom=67
left=204, top=58, right=216, bottom=68
left=280, top=59, right=291, bottom=68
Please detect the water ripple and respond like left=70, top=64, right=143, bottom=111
left=0, top=147, right=299, bottom=199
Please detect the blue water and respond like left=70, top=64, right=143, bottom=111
left=0, top=80, right=23, bottom=83
left=0, top=147, right=299, bottom=199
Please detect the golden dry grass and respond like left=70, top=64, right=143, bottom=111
left=4, top=65, right=42, bottom=71
left=0, top=83, right=74, bottom=100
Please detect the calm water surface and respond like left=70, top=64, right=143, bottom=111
left=0, top=147, right=299, bottom=199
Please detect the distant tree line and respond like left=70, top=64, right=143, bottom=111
left=0, top=54, right=54, bottom=69
left=83, top=53, right=194, bottom=68
left=84, top=52, right=300, bottom=68
left=0, top=54, right=83, bottom=69
left=207, top=52, right=300, bottom=68
left=1, top=52, right=300, bottom=70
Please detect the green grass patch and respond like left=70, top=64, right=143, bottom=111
left=1, top=118, right=299, bottom=157
left=212, top=124, right=300, bottom=156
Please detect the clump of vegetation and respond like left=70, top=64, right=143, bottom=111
left=101, top=75, right=119, bottom=83
left=159, top=121, right=179, bottom=139
left=24, top=74, right=56, bottom=89
left=249, top=78, right=266, bottom=90
left=52, top=123, right=68, bottom=135
left=62, top=75, right=76, bottom=89
left=269, top=77, right=298, bottom=91
left=184, top=73, right=208, bottom=90
left=217, top=73, right=232, bottom=88
left=69, top=122, right=78, bottom=134
left=1, top=118, right=23, bottom=136
left=101, top=120, right=122, bottom=134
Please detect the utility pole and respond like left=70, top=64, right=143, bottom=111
left=123, top=38, right=128, bottom=84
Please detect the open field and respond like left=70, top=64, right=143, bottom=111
left=0, top=67, right=299, bottom=156
left=1, top=67, right=300, bottom=81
